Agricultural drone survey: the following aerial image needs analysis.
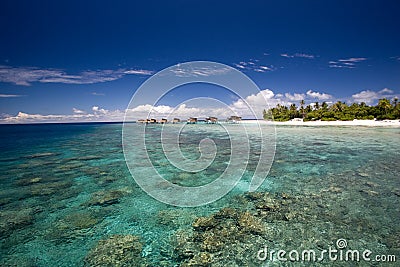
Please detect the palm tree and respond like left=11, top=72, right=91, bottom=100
left=393, top=97, right=398, bottom=107
left=331, top=101, right=345, bottom=112
left=377, top=98, right=392, bottom=115
left=300, top=99, right=305, bottom=118
left=289, top=103, right=297, bottom=119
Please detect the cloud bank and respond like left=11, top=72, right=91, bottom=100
left=0, top=65, right=153, bottom=86
left=352, top=88, right=395, bottom=104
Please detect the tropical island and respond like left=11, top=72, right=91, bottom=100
left=263, top=98, right=400, bottom=122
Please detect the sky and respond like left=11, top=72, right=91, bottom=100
left=0, top=0, right=399, bottom=123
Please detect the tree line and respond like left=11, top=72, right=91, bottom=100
left=263, top=98, right=400, bottom=121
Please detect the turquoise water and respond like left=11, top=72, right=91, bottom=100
left=0, top=123, right=399, bottom=266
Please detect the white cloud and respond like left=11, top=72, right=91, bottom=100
left=123, top=70, right=153, bottom=75
left=352, top=90, right=378, bottom=104
left=72, top=108, right=85, bottom=114
left=92, top=106, right=108, bottom=114
left=2, top=111, right=95, bottom=123
left=306, top=90, right=332, bottom=100
left=234, top=64, right=246, bottom=69
left=92, top=92, right=105, bottom=96
left=233, top=60, right=275, bottom=73
left=1, top=106, right=126, bottom=124
left=379, top=88, right=393, bottom=94
left=0, top=94, right=23, bottom=97
left=329, top=57, right=367, bottom=69
left=259, top=66, right=272, bottom=70
left=229, top=89, right=289, bottom=118
left=284, top=93, right=305, bottom=101
left=338, top=58, right=367, bottom=63
left=0, top=65, right=154, bottom=86
left=352, top=88, right=396, bottom=104
left=281, top=53, right=315, bottom=59
left=168, top=64, right=232, bottom=77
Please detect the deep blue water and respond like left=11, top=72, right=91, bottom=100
left=0, top=123, right=399, bottom=266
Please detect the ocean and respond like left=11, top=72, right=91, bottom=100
left=0, top=123, right=399, bottom=266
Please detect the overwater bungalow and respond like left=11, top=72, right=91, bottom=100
left=172, top=118, right=181, bottom=123
left=206, top=117, right=218, bottom=124
left=159, top=118, right=168, bottom=124
left=227, top=115, right=242, bottom=123
left=187, top=117, right=198, bottom=124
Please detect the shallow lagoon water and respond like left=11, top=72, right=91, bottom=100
left=0, top=123, right=399, bottom=266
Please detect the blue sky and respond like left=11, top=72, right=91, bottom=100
left=0, top=0, right=399, bottom=122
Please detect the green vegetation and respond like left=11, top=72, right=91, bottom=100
left=263, top=98, right=400, bottom=122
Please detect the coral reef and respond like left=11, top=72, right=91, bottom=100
left=157, top=209, right=196, bottom=227
left=172, top=206, right=269, bottom=266
left=44, top=209, right=107, bottom=242
left=29, top=179, right=73, bottom=196
left=84, top=187, right=132, bottom=206
left=0, top=208, right=36, bottom=238
left=15, top=177, right=42, bottom=186
left=84, top=234, right=145, bottom=267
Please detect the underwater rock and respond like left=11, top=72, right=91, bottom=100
left=364, top=181, right=379, bottom=188
left=237, top=211, right=265, bottom=235
left=244, top=191, right=266, bottom=201
left=284, top=211, right=297, bottom=221
left=200, top=231, right=225, bottom=252
left=157, top=209, right=196, bottom=227
left=178, top=173, right=191, bottom=180
left=15, top=177, right=42, bottom=186
left=76, top=155, right=103, bottom=161
left=213, top=207, right=238, bottom=220
left=85, top=188, right=131, bottom=206
left=0, top=197, right=13, bottom=207
left=57, top=162, right=85, bottom=171
left=98, top=176, right=118, bottom=185
left=29, top=180, right=72, bottom=196
left=328, top=186, right=342, bottom=193
left=192, top=216, right=217, bottom=231
left=61, top=211, right=100, bottom=230
left=24, top=152, right=58, bottom=158
left=84, top=234, right=145, bottom=267
left=181, top=252, right=213, bottom=267
left=45, top=210, right=105, bottom=241
left=359, top=189, right=379, bottom=196
left=0, top=209, right=35, bottom=238
left=174, top=207, right=269, bottom=266
left=357, top=172, right=369, bottom=177
left=172, top=229, right=197, bottom=259
left=281, top=192, right=290, bottom=199
left=254, top=200, right=278, bottom=212
left=384, top=231, right=400, bottom=249
left=392, top=189, right=400, bottom=197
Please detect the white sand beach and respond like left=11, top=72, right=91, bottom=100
left=239, top=119, right=400, bottom=127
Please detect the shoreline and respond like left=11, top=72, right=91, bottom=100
left=240, top=119, right=400, bottom=127
left=1, top=119, right=399, bottom=127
